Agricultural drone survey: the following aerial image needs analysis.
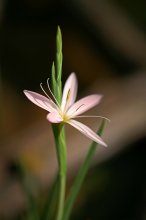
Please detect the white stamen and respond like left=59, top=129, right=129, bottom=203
left=75, top=115, right=110, bottom=122
left=40, top=83, right=51, bottom=99
left=47, top=78, right=60, bottom=107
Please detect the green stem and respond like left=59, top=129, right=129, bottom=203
left=57, top=175, right=66, bottom=220
left=52, top=124, right=67, bottom=220
left=63, top=120, right=106, bottom=220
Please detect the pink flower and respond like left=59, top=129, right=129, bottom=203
left=24, top=73, right=107, bottom=147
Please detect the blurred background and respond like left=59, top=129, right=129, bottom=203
left=0, top=0, right=146, bottom=219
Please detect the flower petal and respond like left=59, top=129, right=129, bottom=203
left=47, top=112, right=62, bottom=123
left=61, top=73, right=78, bottom=112
left=68, top=119, right=107, bottom=147
left=24, top=90, right=58, bottom=112
left=67, top=94, right=102, bottom=117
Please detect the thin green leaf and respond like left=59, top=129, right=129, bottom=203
left=56, top=26, right=62, bottom=82
left=56, top=26, right=62, bottom=53
left=18, top=162, right=40, bottom=220
left=51, top=27, right=62, bottom=105
left=51, top=62, right=57, bottom=95
left=41, top=176, right=59, bottom=220
left=25, top=192, right=39, bottom=220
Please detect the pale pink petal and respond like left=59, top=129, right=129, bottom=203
left=61, top=73, right=78, bottom=112
left=24, top=90, right=58, bottom=112
left=47, top=112, right=62, bottom=123
left=68, top=119, right=107, bottom=147
left=66, top=94, right=102, bottom=117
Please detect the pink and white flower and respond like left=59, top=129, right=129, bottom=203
left=24, top=73, right=107, bottom=147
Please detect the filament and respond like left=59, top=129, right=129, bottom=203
left=47, top=78, right=60, bottom=107
left=75, top=115, right=110, bottom=122
left=40, top=83, right=51, bottom=99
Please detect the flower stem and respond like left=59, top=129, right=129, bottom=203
left=57, top=175, right=66, bottom=220
left=63, top=119, right=106, bottom=220
left=52, top=124, right=67, bottom=220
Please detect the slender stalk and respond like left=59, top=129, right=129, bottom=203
left=52, top=124, right=67, bottom=220
left=63, top=120, right=106, bottom=220
left=57, top=175, right=66, bottom=220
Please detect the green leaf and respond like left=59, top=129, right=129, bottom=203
left=41, top=176, right=59, bottom=220
left=56, top=26, right=62, bottom=53
left=51, top=62, right=57, bottom=95
left=62, top=119, right=107, bottom=220
left=18, top=162, right=40, bottom=220
left=56, top=26, right=63, bottom=82
left=51, top=27, right=63, bottom=105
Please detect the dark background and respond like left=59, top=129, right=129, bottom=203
left=0, top=0, right=146, bottom=219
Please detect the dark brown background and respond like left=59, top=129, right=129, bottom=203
left=0, top=0, right=146, bottom=219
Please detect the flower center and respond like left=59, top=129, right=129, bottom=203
left=62, top=114, right=70, bottom=122
left=58, top=110, right=70, bottom=122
